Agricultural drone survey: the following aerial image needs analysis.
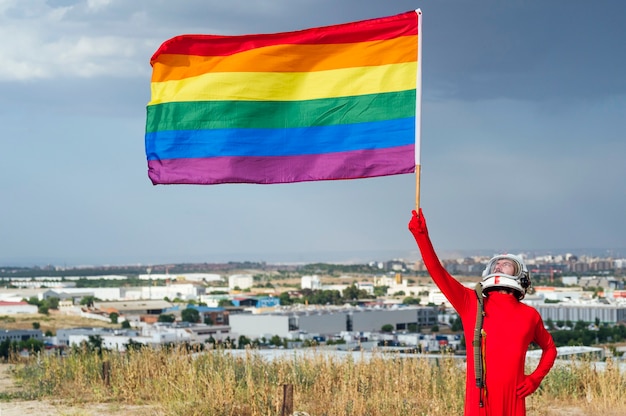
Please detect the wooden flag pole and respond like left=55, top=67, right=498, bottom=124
left=414, top=10, right=422, bottom=214
left=415, top=164, right=421, bottom=212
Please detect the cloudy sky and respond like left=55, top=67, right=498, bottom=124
left=1, top=0, right=624, bottom=267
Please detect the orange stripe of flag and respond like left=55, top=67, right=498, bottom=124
left=152, top=35, right=417, bottom=82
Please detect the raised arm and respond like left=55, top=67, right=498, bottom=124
left=408, top=209, right=472, bottom=312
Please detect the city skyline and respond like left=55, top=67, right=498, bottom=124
left=3, top=246, right=625, bottom=269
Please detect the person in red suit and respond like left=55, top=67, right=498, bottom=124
left=409, top=209, right=557, bottom=416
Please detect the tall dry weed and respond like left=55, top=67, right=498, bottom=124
left=527, top=357, right=626, bottom=416
left=13, top=347, right=626, bottom=416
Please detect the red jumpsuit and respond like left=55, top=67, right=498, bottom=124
left=409, top=210, right=557, bottom=416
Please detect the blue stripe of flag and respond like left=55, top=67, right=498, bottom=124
left=145, top=118, right=415, bottom=160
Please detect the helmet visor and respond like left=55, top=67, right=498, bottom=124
left=488, top=257, right=521, bottom=277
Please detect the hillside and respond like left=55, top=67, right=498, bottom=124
left=0, top=311, right=118, bottom=334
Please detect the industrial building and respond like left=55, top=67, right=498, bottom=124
left=533, top=303, right=626, bottom=324
left=229, top=306, right=437, bottom=339
left=0, top=329, right=43, bottom=343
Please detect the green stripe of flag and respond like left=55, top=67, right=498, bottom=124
left=146, top=90, right=416, bottom=133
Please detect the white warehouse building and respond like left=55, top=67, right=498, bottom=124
left=229, top=306, right=437, bottom=339
left=301, top=275, right=321, bottom=290
left=533, top=303, right=626, bottom=324
left=229, top=274, right=254, bottom=290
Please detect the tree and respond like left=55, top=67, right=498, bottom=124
left=0, top=339, right=14, bottom=361
left=21, top=338, right=44, bottom=354
left=304, top=289, right=342, bottom=305
left=381, top=324, right=394, bottom=333
left=342, top=283, right=360, bottom=301
left=207, top=335, right=216, bottom=346
left=80, top=296, right=97, bottom=308
left=238, top=335, right=251, bottom=349
left=109, top=312, right=119, bottom=324
left=87, top=335, right=104, bottom=356
left=125, top=339, right=145, bottom=351
left=32, top=322, right=40, bottom=330
left=88, top=335, right=103, bottom=349
left=44, top=297, right=59, bottom=310
left=373, top=286, right=388, bottom=297
left=269, top=335, right=283, bottom=347
left=279, top=292, right=293, bottom=305
left=574, top=320, right=587, bottom=331
left=403, top=296, right=420, bottom=305
left=451, top=316, right=463, bottom=332
left=181, top=308, right=200, bottom=323
left=25, top=296, right=40, bottom=306
left=218, top=299, right=234, bottom=307
left=158, top=313, right=176, bottom=323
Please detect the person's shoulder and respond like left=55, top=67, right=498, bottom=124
left=517, top=301, right=543, bottom=318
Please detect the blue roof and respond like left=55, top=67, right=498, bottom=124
left=188, top=305, right=226, bottom=312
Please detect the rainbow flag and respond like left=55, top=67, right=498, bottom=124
left=145, top=10, right=422, bottom=185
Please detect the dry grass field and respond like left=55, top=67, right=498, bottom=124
left=6, top=353, right=626, bottom=415
left=1, top=313, right=625, bottom=416
left=0, top=360, right=604, bottom=416
left=0, top=363, right=160, bottom=416
left=0, top=311, right=119, bottom=332
left=0, top=360, right=594, bottom=416
left=0, top=313, right=152, bottom=415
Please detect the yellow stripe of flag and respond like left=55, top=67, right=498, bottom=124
left=149, top=62, right=417, bottom=105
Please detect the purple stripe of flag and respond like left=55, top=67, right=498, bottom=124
left=147, top=145, right=414, bottom=185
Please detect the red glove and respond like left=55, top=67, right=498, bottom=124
left=516, top=375, right=540, bottom=398
left=408, top=208, right=428, bottom=236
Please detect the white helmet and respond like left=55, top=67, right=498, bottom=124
left=481, top=254, right=531, bottom=300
